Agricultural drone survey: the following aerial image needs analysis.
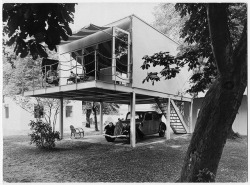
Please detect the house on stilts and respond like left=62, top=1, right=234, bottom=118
left=24, top=15, right=194, bottom=147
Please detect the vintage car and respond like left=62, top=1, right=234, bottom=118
left=104, top=111, right=166, bottom=142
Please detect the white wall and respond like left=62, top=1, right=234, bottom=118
left=232, top=96, right=247, bottom=135
left=132, top=16, right=192, bottom=95
left=2, top=97, right=33, bottom=135
left=2, top=97, right=164, bottom=136
left=2, top=97, right=84, bottom=136
left=192, top=96, right=247, bottom=135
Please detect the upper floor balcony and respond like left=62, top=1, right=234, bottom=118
left=30, top=26, right=131, bottom=91
left=24, top=15, right=192, bottom=104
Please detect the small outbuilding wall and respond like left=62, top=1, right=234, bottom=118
left=192, top=95, right=247, bottom=135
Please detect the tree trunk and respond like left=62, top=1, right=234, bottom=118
left=179, top=79, right=246, bottom=182
left=179, top=4, right=247, bottom=182
left=92, top=104, right=99, bottom=131
left=86, top=109, right=91, bottom=128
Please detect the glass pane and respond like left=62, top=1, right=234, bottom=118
left=98, top=40, right=112, bottom=70
left=115, top=29, right=129, bottom=80
left=144, top=113, right=152, bottom=121
left=98, top=40, right=112, bottom=82
left=71, top=50, right=82, bottom=74
left=84, top=46, right=95, bottom=77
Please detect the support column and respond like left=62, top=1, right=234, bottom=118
left=184, top=101, right=191, bottom=134
left=130, top=91, right=136, bottom=147
left=59, top=98, right=64, bottom=139
left=99, top=102, right=104, bottom=134
left=166, top=98, right=171, bottom=140
left=189, top=99, right=193, bottom=133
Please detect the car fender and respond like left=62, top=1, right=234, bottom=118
left=159, top=122, right=166, bottom=131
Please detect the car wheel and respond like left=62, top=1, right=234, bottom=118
left=105, top=136, right=116, bottom=142
left=159, top=122, right=166, bottom=137
left=159, top=130, right=165, bottom=137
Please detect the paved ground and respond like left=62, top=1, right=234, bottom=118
left=65, top=132, right=189, bottom=147
left=3, top=126, right=188, bottom=147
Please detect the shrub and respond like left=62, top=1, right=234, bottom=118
left=29, top=120, right=61, bottom=149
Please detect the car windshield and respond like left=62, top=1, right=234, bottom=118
left=126, top=112, right=144, bottom=120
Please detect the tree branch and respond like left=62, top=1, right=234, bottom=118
left=233, top=21, right=247, bottom=64
left=207, top=4, right=233, bottom=76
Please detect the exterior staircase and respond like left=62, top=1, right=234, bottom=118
left=155, top=98, right=188, bottom=134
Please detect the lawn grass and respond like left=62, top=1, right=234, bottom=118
left=3, top=134, right=247, bottom=182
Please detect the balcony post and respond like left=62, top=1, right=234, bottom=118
left=112, top=27, right=116, bottom=84
left=41, top=65, right=43, bottom=88
left=59, top=60, right=61, bottom=87
left=59, top=98, right=64, bottom=139
left=32, top=65, right=35, bottom=90
left=45, top=65, right=47, bottom=89
left=76, top=57, right=78, bottom=83
left=94, top=50, right=97, bottom=80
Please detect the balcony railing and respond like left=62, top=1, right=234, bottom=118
left=26, top=50, right=131, bottom=91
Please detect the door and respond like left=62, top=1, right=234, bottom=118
left=141, top=112, right=152, bottom=135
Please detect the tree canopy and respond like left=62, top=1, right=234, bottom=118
left=149, top=3, right=247, bottom=94
left=3, top=3, right=75, bottom=61
left=145, top=3, right=247, bottom=182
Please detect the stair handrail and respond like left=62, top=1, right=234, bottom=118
left=170, top=99, right=189, bottom=132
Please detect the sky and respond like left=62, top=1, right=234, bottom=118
left=70, top=2, right=159, bottom=32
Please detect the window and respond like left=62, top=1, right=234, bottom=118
left=34, top=105, right=44, bottom=118
left=4, top=104, right=9, bottom=118
left=153, top=113, right=160, bottom=120
left=126, top=112, right=141, bottom=120
left=144, top=113, right=152, bottom=121
left=66, top=106, right=73, bottom=117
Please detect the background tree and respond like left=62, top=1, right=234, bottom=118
left=152, top=3, right=246, bottom=95
left=142, top=3, right=247, bottom=182
left=13, top=96, right=69, bottom=132
left=153, top=3, right=188, bottom=43
left=3, top=3, right=75, bottom=63
left=82, top=101, right=120, bottom=129
left=84, top=102, right=92, bottom=128
left=3, top=45, right=69, bottom=131
left=92, top=102, right=99, bottom=131
left=150, top=3, right=246, bottom=139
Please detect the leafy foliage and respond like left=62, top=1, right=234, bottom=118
left=3, top=44, right=69, bottom=130
left=82, top=102, right=120, bottom=115
left=29, top=120, right=61, bottom=149
left=3, top=3, right=75, bottom=61
left=196, top=168, right=215, bottom=182
left=141, top=52, right=180, bottom=85
left=153, top=3, right=189, bottom=43
left=13, top=96, right=70, bottom=131
left=147, top=3, right=247, bottom=94
left=3, top=47, right=42, bottom=95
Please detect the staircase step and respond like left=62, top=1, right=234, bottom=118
left=170, top=121, right=182, bottom=123
left=171, top=127, right=185, bottom=129
left=155, top=97, right=188, bottom=135
left=171, top=125, right=185, bottom=128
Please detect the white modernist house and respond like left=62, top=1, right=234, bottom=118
left=24, top=15, right=195, bottom=147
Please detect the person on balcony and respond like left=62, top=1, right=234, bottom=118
left=69, top=71, right=76, bottom=79
left=67, top=71, right=78, bottom=84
